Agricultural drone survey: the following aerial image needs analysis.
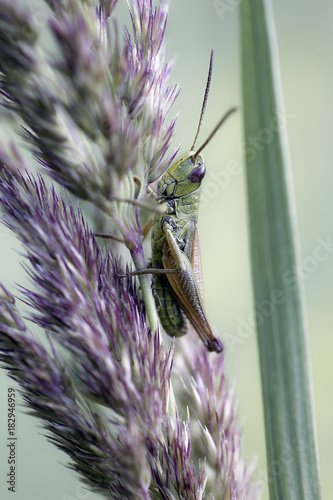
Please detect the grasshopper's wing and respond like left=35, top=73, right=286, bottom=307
left=161, top=225, right=223, bottom=353
left=183, top=220, right=204, bottom=300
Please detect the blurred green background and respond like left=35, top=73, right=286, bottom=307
left=0, top=0, right=332, bottom=499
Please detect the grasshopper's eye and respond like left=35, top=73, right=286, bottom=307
left=189, top=163, right=206, bottom=183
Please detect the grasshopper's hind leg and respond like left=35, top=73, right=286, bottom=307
left=151, top=274, right=161, bottom=311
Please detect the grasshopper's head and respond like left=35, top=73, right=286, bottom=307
left=157, top=150, right=205, bottom=198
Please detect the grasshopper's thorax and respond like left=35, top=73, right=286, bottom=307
left=157, top=151, right=205, bottom=199
left=152, top=150, right=205, bottom=262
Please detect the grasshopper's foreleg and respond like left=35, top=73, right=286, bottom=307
left=95, top=217, right=154, bottom=245
left=95, top=232, right=126, bottom=244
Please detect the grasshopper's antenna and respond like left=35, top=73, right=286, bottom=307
left=193, top=106, right=238, bottom=160
left=190, top=50, right=214, bottom=152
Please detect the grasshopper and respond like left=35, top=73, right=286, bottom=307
left=135, top=52, right=236, bottom=353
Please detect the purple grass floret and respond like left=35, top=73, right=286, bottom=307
left=0, top=0, right=260, bottom=498
left=174, top=337, right=261, bottom=499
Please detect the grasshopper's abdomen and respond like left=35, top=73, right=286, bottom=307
left=154, top=274, right=187, bottom=337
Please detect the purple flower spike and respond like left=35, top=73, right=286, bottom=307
left=0, top=172, right=174, bottom=497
